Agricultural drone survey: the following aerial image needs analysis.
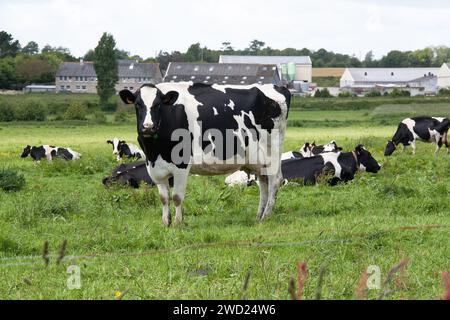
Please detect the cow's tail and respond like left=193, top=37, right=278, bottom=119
left=275, top=85, right=291, bottom=118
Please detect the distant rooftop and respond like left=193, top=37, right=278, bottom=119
left=56, top=60, right=162, bottom=80
left=219, top=55, right=312, bottom=65
left=346, top=68, right=440, bottom=83
left=164, top=62, right=280, bottom=85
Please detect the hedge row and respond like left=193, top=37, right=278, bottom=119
left=291, top=96, right=450, bottom=110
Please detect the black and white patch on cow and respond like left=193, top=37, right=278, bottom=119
left=107, top=138, right=146, bottom=161
left=282, top=145, right=381, bottom=186
left=385, top=117, right=450, bottom=156
left=21, top=145, right=81, bottom=161
left=224, top=170, right=258, bottom=186
left=120, top=82, right=290, bottom=226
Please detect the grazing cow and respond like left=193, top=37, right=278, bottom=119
left=385, top=117, right=450, bottom=156
left=107, top=138, right=146, bottom=161
left=21, top=145, right=81, bottom=161
left=120, top=82, right=290, bottom=226
left=103, top=161, right=173, bottom=188
left=282, top=145, right=380, bottom=185
left=281, top=140, right=342, bottom=161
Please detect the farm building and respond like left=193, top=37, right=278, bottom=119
left=163, top=62, right=281, bottom=85
left=340, top=68, right=440, bottom=96
left=437, top=63, right=450, bottom=89
left=219, top=55, right=312, bottom=84
left=312, top=68, right=346, bottom=78
left=55, top=60, right=162, bottom=94
left=23, top=85, right=56, bottom=93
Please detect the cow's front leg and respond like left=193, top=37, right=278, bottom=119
left=411, top=141, right=416, bottom=155
left=157, top=182, right=171, bottom=227
left=172, top=171, right=189, bottom=226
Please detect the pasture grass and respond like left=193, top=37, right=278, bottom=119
left=0, top=117, right=449, bottom=300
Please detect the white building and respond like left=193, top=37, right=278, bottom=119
left=437, top=63, right=450, bottom=89
left=219, top=55, right=312, bottom=83
left=340, top=68, right=440, bottom=96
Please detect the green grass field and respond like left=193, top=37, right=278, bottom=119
left=0, top=105, right=449, bottom=300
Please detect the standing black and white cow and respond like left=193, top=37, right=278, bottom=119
left=107, top=138, right=146, bottom=161
left=120, top=82, right=290, bottom=226
left=21, top=145, right=82, bottom=161
left=282, top=145, right=381, bottom=185
left=281, top=140, right=342, bottom=161
left=385, top=117, right=450, bottom=156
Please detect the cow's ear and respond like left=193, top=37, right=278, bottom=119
left=107, top=140, right=113, bottom=145
left=337, top=147, right=343, bottom=151
left=119, top=90, right=136, bottom=104
left=162, top=91, right=179, bottom=105
left=355, top=145, right=364, bottom=154
left=311, top=141, right=316, bottom=147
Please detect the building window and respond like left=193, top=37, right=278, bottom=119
left=76, top=85, right=81, bottom=90
left=66, top=85, right=70, bottom=89
left=82, top=85, right=86, bottom=90
left=60, top=85, right=65, bottom=90
left=129, top=87, right=134, bottom=90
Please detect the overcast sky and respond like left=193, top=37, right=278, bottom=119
left=1, top=0, right=449, bottom=59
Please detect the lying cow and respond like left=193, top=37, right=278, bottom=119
left=282, top=145, right=380, bottom=185
left=385, top=117, right=450, bottom=156
left=103, top=161, right=174, bottom=188
left=107, top=138, right=146, bottom=161
left=281, top=140, right=342, bottom=160
left=21, top=145, right=82, bottom=161
left=120, top=82, right=290, bottom=226
left=224, top=170, right=258, bottom=187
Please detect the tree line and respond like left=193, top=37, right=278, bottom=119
left=1, top=31, right=449, bottom=90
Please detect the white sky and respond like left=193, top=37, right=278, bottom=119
left=0, top=0, right=449, bottom=59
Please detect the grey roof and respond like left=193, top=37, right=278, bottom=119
left=219, top=55, right=312, bottom=65
left=346, top=68, right=440, bottom=83
left=164, top=62, right=281, bottom=85
left=56, top=62, right=96, bottom=77
left=56, top=60, right=162, bottom=80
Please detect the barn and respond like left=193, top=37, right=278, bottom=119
left=340, top=68, right=440, bottom=96
left=437, top=63, right=450, bottom=89
left=219, top=55, right=312, bottom=84
left=163, top=62, right=281, bottom=85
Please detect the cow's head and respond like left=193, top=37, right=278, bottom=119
left=21, top=145, right=32, bottom=158
left=107, top=138, right=124, bottom=155
left=299, top=142, right=312, bottom=157
left=120, top=85, right=179, bottom=138
left=323, top=140, right=343, bottom=152
left=384, top=141, right=396, bottom=156
left=355, top=145, right=381, bottom=173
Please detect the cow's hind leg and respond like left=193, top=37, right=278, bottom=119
left=172, top=170, right=189, bottom=226
left=157, top=182, right=171, bottom=227
left=260, top=172, right=283, bottom=221
left=256, top=175, right=268, bottom=220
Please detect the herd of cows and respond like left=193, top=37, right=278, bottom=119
left=18, top=83, right=450, bottom=226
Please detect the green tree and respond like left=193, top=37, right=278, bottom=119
left=247, top=39, right=265, bottom=53
left=185, top=43, right=202, bottom=62
left=0, top=31, right=21, bottom=58
left=22, top=41, right=39, bottom=55
left=93, top=33, right=119, bottom=106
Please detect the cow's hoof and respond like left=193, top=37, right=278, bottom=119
left=163, top=215, right=172, bottom=227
